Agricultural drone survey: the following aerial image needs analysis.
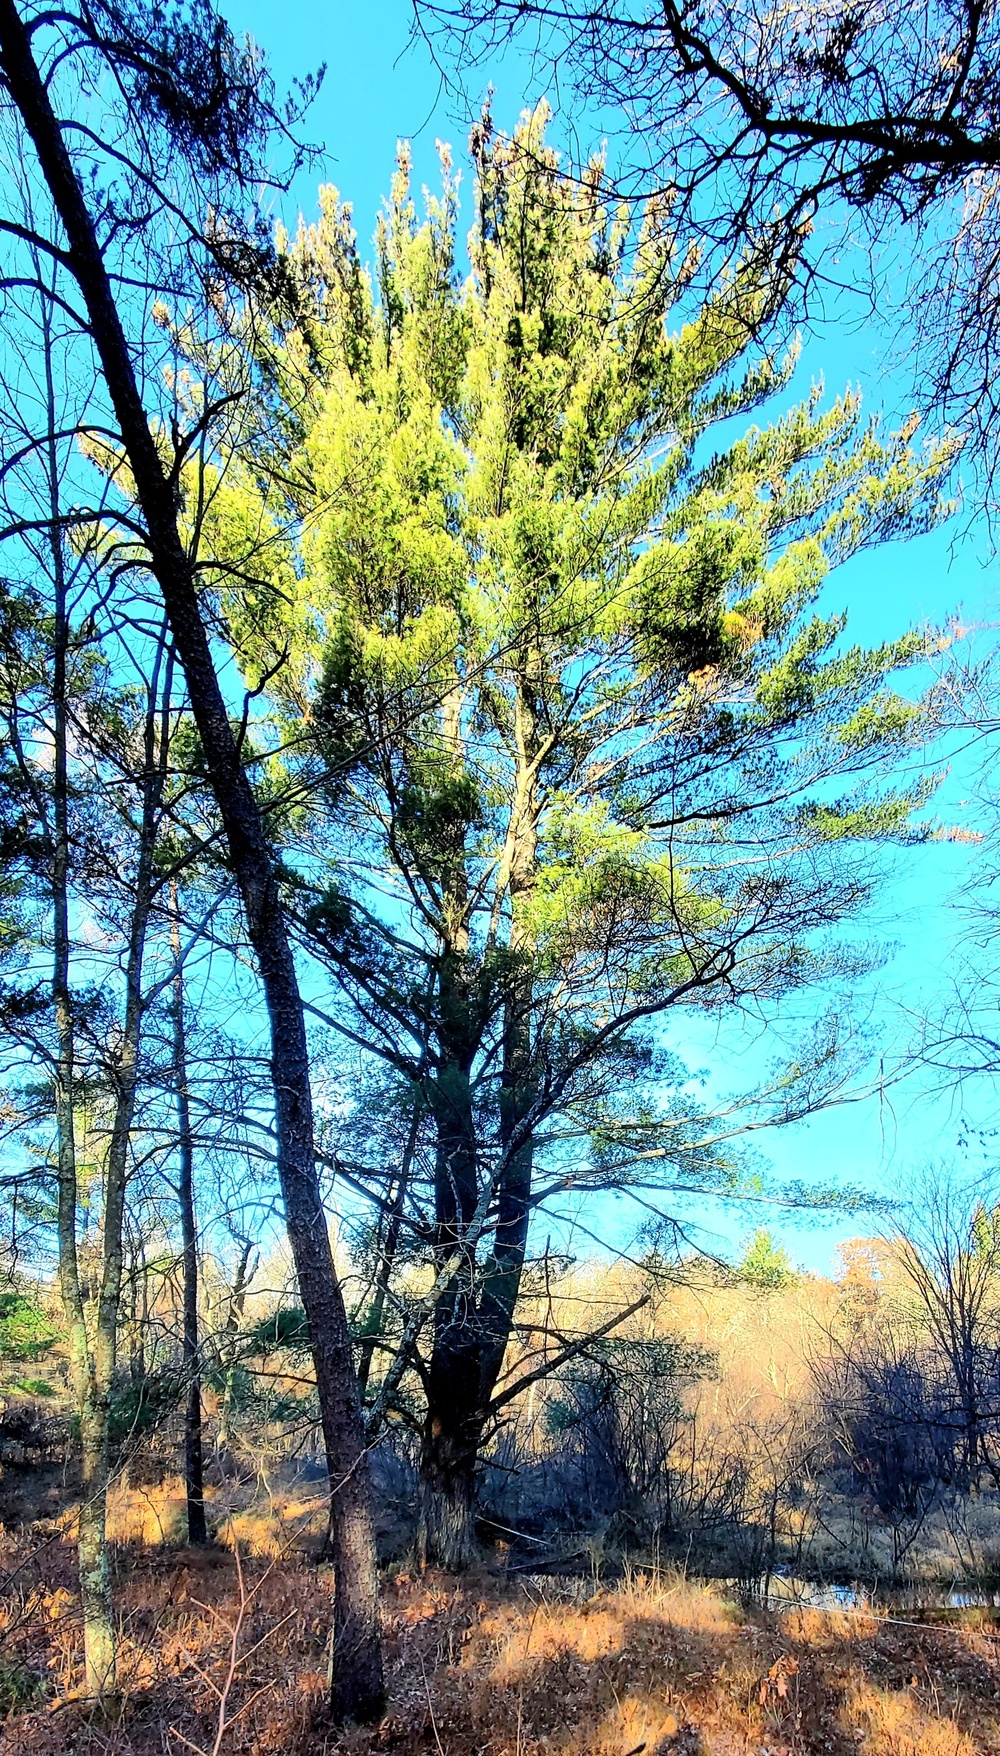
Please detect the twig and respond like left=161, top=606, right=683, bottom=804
left=419, top=1653, right=446, bottom=1756
left=167, top=1524, right=291, bottom=1756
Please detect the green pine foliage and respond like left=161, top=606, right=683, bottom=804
left=738, top=1229, right=798, bottom=1290
left=0, top=1291, right=56, bottom=1362
left=190, top=108, right=958, bottom=1396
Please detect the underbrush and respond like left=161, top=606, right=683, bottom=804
left=0, top=1525, right=998, bottom=1755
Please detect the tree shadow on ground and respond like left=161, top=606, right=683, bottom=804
left=5, top=1556, right=1000, bottom=1756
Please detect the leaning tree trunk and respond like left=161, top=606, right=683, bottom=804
left=0, top=7, right=384, bottom=1718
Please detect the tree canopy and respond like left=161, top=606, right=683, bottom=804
left=421, top=0, right=1000, bottom=475
left=190, top=106, right=959, bottom=1563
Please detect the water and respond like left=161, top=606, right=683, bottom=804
left=515, top=1564, right=1000, bottom=1618
left=749, top=1575, right=1000, bottom=1616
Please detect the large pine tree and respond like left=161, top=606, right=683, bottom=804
left=211, top=106, right=957, bottom=1566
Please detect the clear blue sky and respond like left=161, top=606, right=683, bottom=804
left=222, top=0, right=1000, bottom=1273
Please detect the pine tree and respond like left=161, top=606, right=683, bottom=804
left=214, top=107, right=957, bottom=1566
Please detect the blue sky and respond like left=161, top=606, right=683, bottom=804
left=222, top=0, right=1000, bottom=1273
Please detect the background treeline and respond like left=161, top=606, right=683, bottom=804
left=9, top=1193, right=1000, bottom=1595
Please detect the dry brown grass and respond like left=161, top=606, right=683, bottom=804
left=0, top=1541, right=997, bottom=1756
left=844, top=1680, right=977, bottom=1756
left=105, top=1473, right=331, bottom=1558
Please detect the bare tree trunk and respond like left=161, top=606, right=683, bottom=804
left=215, top=1240, right=253, bottom=1473
left=0, top=4, right=384, bottom=1719
left=170, top=882, right=207, bottom=1544
left=87, top=628, right=170, bottom=1696
left=35, top=255, right=142, bottom=1695
left=48, top=387, right=116, bottom=1701
left=45, top=483, right=169, bottom=1701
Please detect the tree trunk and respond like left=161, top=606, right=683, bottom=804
left=417, top=1406, right=480, bottom=1571
left=47, top=538, right=168, bottom=1704
left=170, top=884, right=207, bottom=1545
left=215, top=1240, right=253, bottom=1473
left=417, top=1276, right=485, bottom=1569
left=0, top=6, right=384, bottom=1719
left=418, top=669, right=540, bottom=1568
left=128, top=1240, right=148, bottom=1389
left=84, top=629, right=169, bottom=1696
left=42, top=271, right=125, bottom=1698
left=49, top=418, right=116, bottom=1701
left=77, top=1402, right=115, bottom=1697
left=420, top=1038, right=482, bottom=1568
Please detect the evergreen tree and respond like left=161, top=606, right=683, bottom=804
left=213, top=107, right=957, bottom=1565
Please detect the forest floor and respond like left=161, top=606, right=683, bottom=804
left=0, top=1524, right=999, bottom=1756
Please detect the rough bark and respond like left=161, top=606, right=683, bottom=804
left=0, top=4, right=384, bottom=1716
left=418, top=1037, right=483, bottom=1568
left=480, top=662, right=539, bottom=1393
left=417, top=1410, right=480, bottom=1570
left=415, top=678, right=485, bottom=1568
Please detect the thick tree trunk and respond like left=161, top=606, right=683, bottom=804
left=421, top=1038, right=482, bottom=1568
left=417, top=1408, right=480, bottom=1571
left=170, top=885, right=207, bottom=1545
left=418, top=1294, right=485, bottom=1570
left=0, top=5, right=384, bottom=1719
